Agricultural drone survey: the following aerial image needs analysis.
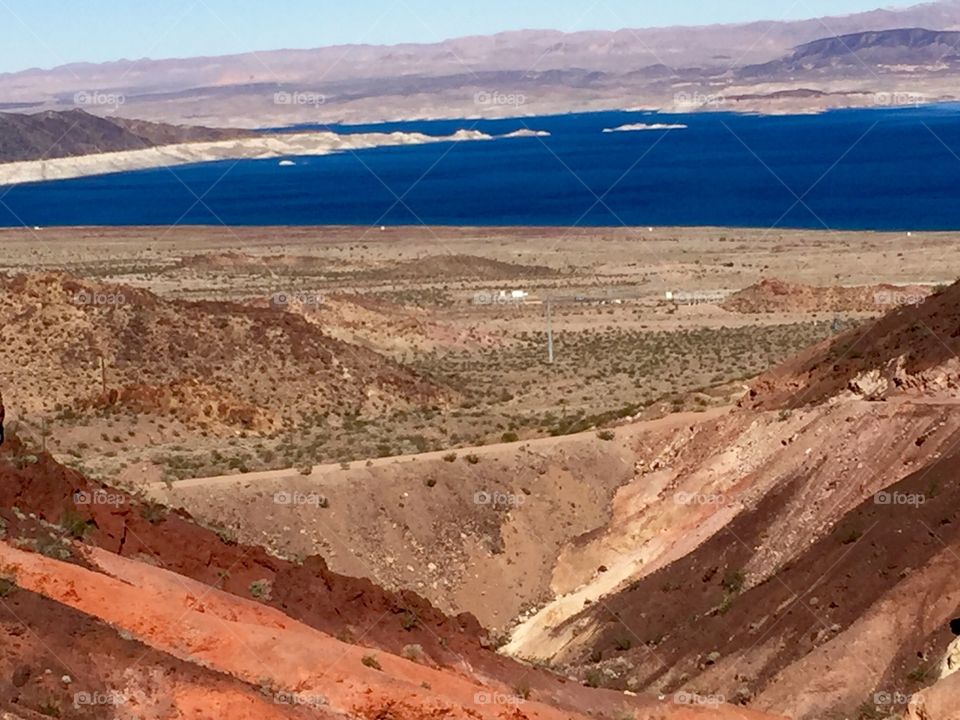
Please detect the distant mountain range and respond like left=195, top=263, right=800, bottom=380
left=742, top=27, right=960, bottom=76
left=2, top=1, right=960, bottom=126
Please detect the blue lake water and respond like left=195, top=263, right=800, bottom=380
left=3, top=106, right=960, bottom=229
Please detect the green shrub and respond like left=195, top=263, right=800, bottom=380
left=584, top=668, right=603, bottom=688
left=249, top=579, right=273, bottom=600
left=401, top=611, right=418, bottom=631
left=721, top=569, right=745, bottom=594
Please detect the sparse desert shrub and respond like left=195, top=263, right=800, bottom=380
left=442, top=452, right=457, bottom=462
left=402, top=644, right=425, bottom=662
left=0, top=569, right=16, bottom=598
left=841, top=528, right=863, bottom=545
left=31, top=534, right=71, bottom=560
left=249, top=579, right=273, bottom=600
left=465, top=454, right=480, bottom=465
left=401, top=611, right=418, bottom=630
left=424, top=477, right=437, bottom=488
left=721, top=569, right=745, bottom=594
left=596, top=430, right=615, bottom=441
left=298, top=464, right=313, bottom=475
left=361, top=654, right=382, bottom=671
left=501, top=431, right=519, bottom=443
left=614, top=636, right=632, bottom=652
left=210, top=524, right=237, bottom=545
left=38, top=700, right=61, bottom=718
left=855, top=700, right=886, bottom=720
left=140, top=503, right=167, bottom=525
left=584, top=668, right=603, bottom=688
left=13, top=454, right=39, bottom=470
left=513, top=678, right=531, bottom=700
left=60, top=509, right=94, bottom=540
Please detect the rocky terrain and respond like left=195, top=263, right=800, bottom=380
left=0, top=433, right=779, bottom=720
left=135, top=280, right=960, bottom=720
left=1, top=226, right=959, bottom=718
left=499, top=282, right=960, bottom=719
left=0, top=272, right=447, bottom=436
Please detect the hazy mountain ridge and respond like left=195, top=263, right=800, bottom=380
left=3, top=1, right=960, bottom=126
left=740, top=27, right=960, bottom=76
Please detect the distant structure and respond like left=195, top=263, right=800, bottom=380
left=497, top=290, right=528, bottom=303
left=472, top=289, right=529, bottom=306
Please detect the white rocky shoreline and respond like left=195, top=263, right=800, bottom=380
left=0, top=128, right=501, bottom=186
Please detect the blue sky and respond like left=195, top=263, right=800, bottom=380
left=0, top=0, right=916, bottom=73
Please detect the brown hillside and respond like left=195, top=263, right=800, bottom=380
left=497, top=279, right=960, bottom=719
left=0, top=272, right=449, bottom=432
left=743, top=280, right=960, bottom=410
left=722, top=277, right=933, bottom=314
left=0, top=436, right=777, bottom=720
left=0, top=109, right=252, bottom=163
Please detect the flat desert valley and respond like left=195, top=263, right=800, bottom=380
left=4, top=224, right=953, bottom=484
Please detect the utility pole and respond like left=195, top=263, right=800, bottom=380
left=99, top=356, right=107, bottom=395
left=546, top=298, right=554, bottom=365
